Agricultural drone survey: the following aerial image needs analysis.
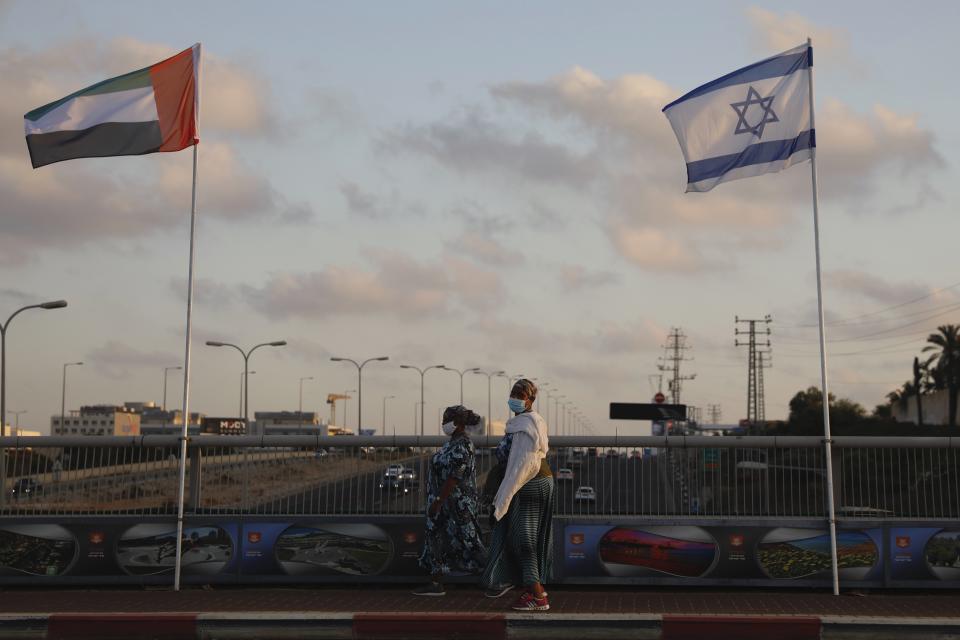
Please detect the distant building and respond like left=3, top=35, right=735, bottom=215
left=893, top=389, right=952, bottom=425
left=51, top=405, right=140, bottom=436
left=487, top=419, right=506, bottom=437
left=136, top=402, right=203, bottom=436
left=252, top=411, right=330, bottom=436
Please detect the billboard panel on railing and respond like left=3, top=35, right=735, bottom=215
left=0, top=517, right=958, bottom=588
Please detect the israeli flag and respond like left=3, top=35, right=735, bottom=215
left=663, top=44, right=814, bottom=192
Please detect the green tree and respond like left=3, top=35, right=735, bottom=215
left=923, top=324, right=960, bottom=429
left=788, top=386, right=866, bottom=432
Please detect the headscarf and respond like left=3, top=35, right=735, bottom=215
left=442, top=405, right=481, bottom=428
left=511, top=378, right=538, bottom=402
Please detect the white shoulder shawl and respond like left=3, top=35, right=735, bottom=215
left=493, top=411, right=549, bottom=520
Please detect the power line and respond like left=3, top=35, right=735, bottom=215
left=658, top=328, right=695, bottom=405
left=778, top=279, right=960, bottom=329
left=735, top=315, right=771, bottom=424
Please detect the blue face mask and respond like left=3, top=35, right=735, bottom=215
left=508, top=398, right=527, bottom=414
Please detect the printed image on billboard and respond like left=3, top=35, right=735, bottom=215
left=117, top=525, right=234, bottom=576
left=758, top=529, right=878, bottom=579
left=598, top=526, right=718, bottom=577
left=924, top=530, right=960, bottom=579
left=0, top=525, right=77, bottom=576
left=275, top=524, right=392, bottom=576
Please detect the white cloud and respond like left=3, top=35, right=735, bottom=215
left=558, top=264, right=619, bottom=291
left=87, top=340, right=179, bottom=379
left=0, top=38, right=297, bottom=265
left=240, top=249, right=505, bottom=320
left=447, top=231, right=525, bottom=267
left=607, top=224, right=709, bottom=273
left=381, top=109, right=599, bottom=188
left=98, top=37, right=275, bottom=134
left=745, top=7, right=850, bottom=62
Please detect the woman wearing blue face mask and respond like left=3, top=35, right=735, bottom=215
left=413, top=405, right=487, bottom=596
left=481, top=378, right=554, bottom=611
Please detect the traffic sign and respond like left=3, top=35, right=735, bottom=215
left=654, top=392, right=666, bottom=404
left=609, top=403, right=686, bottom=421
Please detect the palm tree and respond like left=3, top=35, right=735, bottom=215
left=923, top=325, right=960, bottom=428
left=914, top=356, right=924, bottom=427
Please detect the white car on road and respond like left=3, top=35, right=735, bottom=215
left=574, top=486, right=596, bottom=502
left=556, top=468, right=574, bottom=481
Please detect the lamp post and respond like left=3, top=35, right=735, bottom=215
left=552, top=395, right=565, bottom=435
left=382, top=395, right=395, bottom=435
left=469, top=370, right=504, bottom=436
left=538, top=382, right=550, bottom=417
left=442, top=367, right=479, bottom=404
left=331, top=356, right=389, bottom=432
left=400, top=364, right=445, bottom=436
left=61, top=361, right=83, bottom=435
left=239, top=371, right=256, bottom=418
left=1, top=300, right=67, bottom=437
left=9, top=410, right=25, bottom=433
left=206, top=339, right=286, bottom=426
left=493, top=371, right=509, bottom=423
left=299, top=376, right=314, bottom=428
left=342, top=389, right=356, bottom=429
left=162, top=366, right=182, bottom=413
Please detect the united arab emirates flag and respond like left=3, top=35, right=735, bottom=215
left=24, top=44, right=200, bottom=169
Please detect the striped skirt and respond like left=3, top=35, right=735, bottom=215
left=481, top=476, right=555, bottom=588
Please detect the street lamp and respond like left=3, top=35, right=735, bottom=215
left=538, top=381, right=550, bottom=416
left=331, top=356, right=389, bottom=431
left=382, top=395, right=395, bottom=435
left=162, top=366, right=182, bottom=413
left=60, top=361, right=83, bottom=435
left=1, top=300, right=67, bottom=436
left=240, top=371, right=256, bottom=418
left=561, top=401, right=573, bottom=436
left=552, top=395, right=565, bottom=435
left=493, top=371, right=510, bottom=422
left=342, top=389, right=357, bottom=429
left=442, top=367, right=480, bottom=404
left=470, top=370, right=505, bottom=436
left=206, top=339, right=286, bottom=426
left=299, top=376, right=314, bottom=428
left=9, top=410, right=25, bottom=433
left=400, top=364, right=445, bottom=436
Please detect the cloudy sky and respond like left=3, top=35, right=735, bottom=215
left=0, top=1, right=955, bottom=435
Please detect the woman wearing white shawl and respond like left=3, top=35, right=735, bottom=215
left=481, top=378, right=554, bottom=611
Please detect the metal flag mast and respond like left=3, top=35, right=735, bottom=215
left=173, top=143, right=199, bottom=592
left=806, top=37, right=840, bottom=596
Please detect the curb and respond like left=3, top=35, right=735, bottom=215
left=1, top=612, right=960, bottom=639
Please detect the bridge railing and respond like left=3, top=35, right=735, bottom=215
left=0, top=435, right=958, bottom=521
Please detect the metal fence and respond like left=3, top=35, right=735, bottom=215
left=0, top=435, right=958, bottom=521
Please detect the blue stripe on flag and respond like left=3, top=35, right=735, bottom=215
left=662, top=47, right=811, bottom=112
left=686, top=130, right=815, bottom=184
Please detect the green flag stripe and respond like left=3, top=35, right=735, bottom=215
left=24, top=65, right=153, bottom=122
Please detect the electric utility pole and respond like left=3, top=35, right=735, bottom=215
left=658, top=327, right=695, bottom=405
left=735, top=315, right=771, bottom=424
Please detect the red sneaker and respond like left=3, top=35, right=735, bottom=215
left=511, top=591, right=549, bottom=611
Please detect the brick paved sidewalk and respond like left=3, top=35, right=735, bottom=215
left=2, top=587, right=960, bottom=639
left=0, top=585, right=958, bottom=618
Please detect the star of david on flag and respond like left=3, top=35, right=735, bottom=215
left=662, top=44, right=814, bottom=192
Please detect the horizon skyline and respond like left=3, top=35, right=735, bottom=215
left=1, top=1, right=957, bottom=435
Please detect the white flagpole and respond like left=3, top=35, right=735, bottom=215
left=806, top=37, right=840, bottom=596
left=173, top=143, right=199, bottom=591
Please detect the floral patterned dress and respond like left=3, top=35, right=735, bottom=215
left=418, top=433, right=487, bottom=576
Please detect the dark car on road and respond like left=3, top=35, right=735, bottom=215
left=11, top=478, right=41, bottom=499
